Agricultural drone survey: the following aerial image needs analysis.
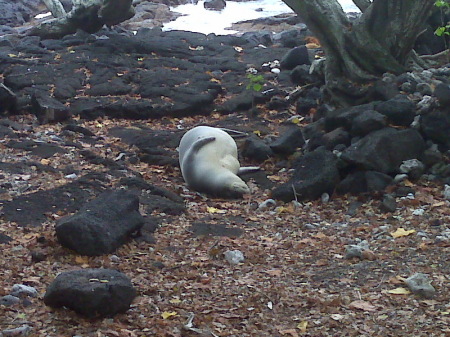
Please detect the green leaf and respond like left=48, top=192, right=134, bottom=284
left=435, top=0, right=450, bottom=7
left=254, top=75, right=264, bottom=83
left=246, top=73, right=265, bottom=92
left=253, top=83, right=263, bottom=92
left=435, top=26, right=448, bottom=36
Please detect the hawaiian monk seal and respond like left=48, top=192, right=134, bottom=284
left=179, top=126, right=258, bottom=198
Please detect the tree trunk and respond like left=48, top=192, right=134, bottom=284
left=27, top=0, right=134, bottom=39
left=282, top=0, right=435, bottom=106
left=43, top=0, right=67, bottom=18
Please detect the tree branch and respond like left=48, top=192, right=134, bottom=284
left=42, top=0, right=67, bottom=18
left=352, top=0, right=371, bottom=12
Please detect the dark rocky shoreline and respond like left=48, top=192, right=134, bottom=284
left=0, top=18, right=449, bottom=210
left=1, top=3, right=449, bottom=203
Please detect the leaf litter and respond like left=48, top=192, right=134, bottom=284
left=0, top=113, right=449, bottom=336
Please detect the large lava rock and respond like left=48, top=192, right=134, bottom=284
left=204, top=0, right=226, bottom=10
left=434, top=83, right=450, bottom=108
left=341, top=128, right=426, bottom=174
left=56, top=190, right=144, bottom=256
left=269, top=126, right=305, bottom=155
left=280, top=45, right=310, bottom=70
left=421, top=110, right=450, bottom=149
left=350, top=110, right=387, bottom=137
left=241, top=135, right=274, bottom=161
left=336, top=171, right=393, bottom=194
left=271, top=149, right=340, bottom=202
left=324, top=103, right=377, bottom=131
left=31, top=93, right=72, bottom=124
left=374, top=95, right=416, bottom=127
left=0, top=0, right=44, bottom=26
left=0, top=83, right=17, bottom=114
left=44, top=268, right=136, bottom=317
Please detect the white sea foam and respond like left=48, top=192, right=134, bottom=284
left=163, top=0, right=360, bottom=35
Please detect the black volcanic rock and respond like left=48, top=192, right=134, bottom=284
left=44, top=268, right=136, bottom=317
left=341, top=128, right=426, bottom=174
left=56, top=190, right=144, bottom=256
left=271, top=149, right=339, bottom=202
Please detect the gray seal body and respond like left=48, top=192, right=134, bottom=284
left=179, top=126, right=250, bottom=198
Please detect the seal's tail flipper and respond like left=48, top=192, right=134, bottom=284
left=238, top=166, right=260, bottom=175
left=220, top=128, right=249, bottom=138
left=192, top=136, right=216, bottom=153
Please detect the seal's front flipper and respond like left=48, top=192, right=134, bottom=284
left=238, top=166, right=260, bottom=175
left=191, top=136, right=216, bottom=153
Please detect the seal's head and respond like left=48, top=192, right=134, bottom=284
left=211, top=174, right=250, bottom=198
left=229, top=181, right=250, bottom=195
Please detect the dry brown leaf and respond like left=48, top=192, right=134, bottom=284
left=297, top=321, right=308, bottom=333
left=390, top=227, right=416, bottom=238
left=361, top=249, right=377, bottom=260
left=206, top=206, right=226, bottom=214
left=161, top=311, right=178, bottom=319
left=403, top=179, right=414, bottom=187
left=349, top=300, right=377, bottom=312
left=267, top=175, right=283, bottom=181
left=388, top=276, right=406, bottom=285
left=306, top=43, right=320, bottom=49
left=279, top=328, right=299, bottom=337
left=431, top=201, right=445, bottom=208
left=386, top=287, right=411, bottom=295
left=330, top=313, right=345, bottom=321
left=313, top=232, right=327, bottom=240
left=265, top=269, right=282, bottom=277
left=74, top=255, right=89, bottom=264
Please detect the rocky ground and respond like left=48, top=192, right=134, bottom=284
left=1, top=2, right=450, bottom=337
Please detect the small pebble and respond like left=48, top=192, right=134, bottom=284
left=30, top=249, right=46, bottom=263
left=224, top=250, right=245, bottom=265
left=271, top=68, right=280, bottom=74
left=1, top=325, right=32, bottom=337
left=435, top=230, right=450, bottom=243
left=420, top=70, right=433, bottom=80
left=416, top=83, right=432, bottom=95
left=0, top=295, right=20, bottom=306
left=11, top=284, right=38, bottom=298
left=406, top=193, right=415, bottom=200
left=399, top=159, right=425, bottom=180
left=410, top=115, right=420, bottom=129
left=416, top=95, right=434, bottom=113
left=50, top=135, right=64, bottom=142
left=400, top=82, right=413, bottom=92
left=258, top=199, right=276, bottom=210
left=405, top=273, right=436, bottom=299
left=380, top=194, right=397, bottom=213
left=444, top=185, right=450, bottom=200
left=394, top=174, right=408, bottom=183
left=345, top=241, right=368, bottom=259
left=412, top=208, right=425, bottom=216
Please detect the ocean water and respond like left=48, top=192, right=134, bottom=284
left=163, top=0, right=360, bottom=35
